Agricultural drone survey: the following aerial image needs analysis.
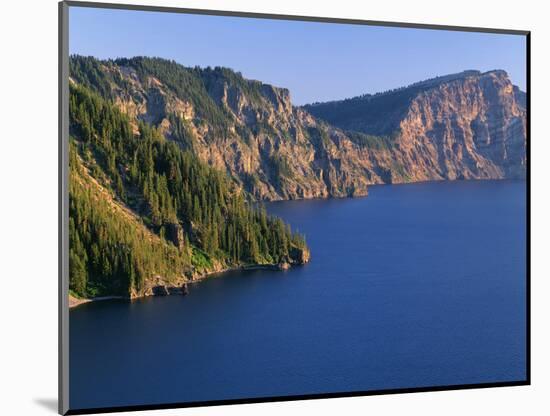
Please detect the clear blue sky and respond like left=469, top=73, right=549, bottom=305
left=69, top=6, right=527, bottom=105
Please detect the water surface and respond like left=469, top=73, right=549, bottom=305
left=70, top=180, right=527, bottom=409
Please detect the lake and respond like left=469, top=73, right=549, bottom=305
left=69, top=180, right=527, bottom=410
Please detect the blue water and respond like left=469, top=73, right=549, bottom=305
left=70, top=180, right=527, bottom=410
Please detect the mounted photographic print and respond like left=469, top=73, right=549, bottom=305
left=59, top=1, right=530, bottom=414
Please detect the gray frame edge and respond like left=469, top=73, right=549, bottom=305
left=63, top=0, right=529, bottom=35
left=59, top=1, right=70, bottom=415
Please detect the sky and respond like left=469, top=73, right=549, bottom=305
left=69, top=6, right=527, bottom=105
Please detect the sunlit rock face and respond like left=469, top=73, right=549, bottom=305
left=71, top=57, right=526, bottom=200
left=306, top=70, right=527, bottom=183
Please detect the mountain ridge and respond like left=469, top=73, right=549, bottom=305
left=304, top=69, right=519, bottom=107
left=70, top=55, right=527, bottom=200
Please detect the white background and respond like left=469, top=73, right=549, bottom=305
left=1, top=0, right=548, bottom=414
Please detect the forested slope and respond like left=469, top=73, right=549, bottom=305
left=69, top=84, right=309, bottom=299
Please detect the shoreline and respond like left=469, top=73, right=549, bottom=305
left=69, top=295, right=124, bottom=308
left=265, top=177, right=526, bottom=204
left=68, top=262, right=300, bottom=309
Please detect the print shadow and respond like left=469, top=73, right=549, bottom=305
left=34, top=398, right=58, bottom=413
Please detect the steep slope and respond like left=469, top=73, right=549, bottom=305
left=70, top=57, right=527, bottom=198
left=70, top=56, right=380, bottom=200
left=69, top=143, right=190, bottom=298
left=68, top=84, right=309, bottom=300
left=305, top=70, right=527, bottom=181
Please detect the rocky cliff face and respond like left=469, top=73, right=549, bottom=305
left=71, top=57, right=526, bottom=200
left=306, top=70, right=527, bottom=182
left=71, top=56, right=378, bottom=200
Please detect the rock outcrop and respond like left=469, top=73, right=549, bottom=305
left=305, top=70, right=527, bottom=183
left=165, top=222, right=186, bottom=250
left=290, top=246, right=311, bottom=264
left=152, top=285, right=169, bottom=296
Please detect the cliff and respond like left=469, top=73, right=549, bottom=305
left=70, top=56, right=376, bottom=200
left=305, top=70, right=527, bottom=182
left=71, top=57, right=526, bottom=198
